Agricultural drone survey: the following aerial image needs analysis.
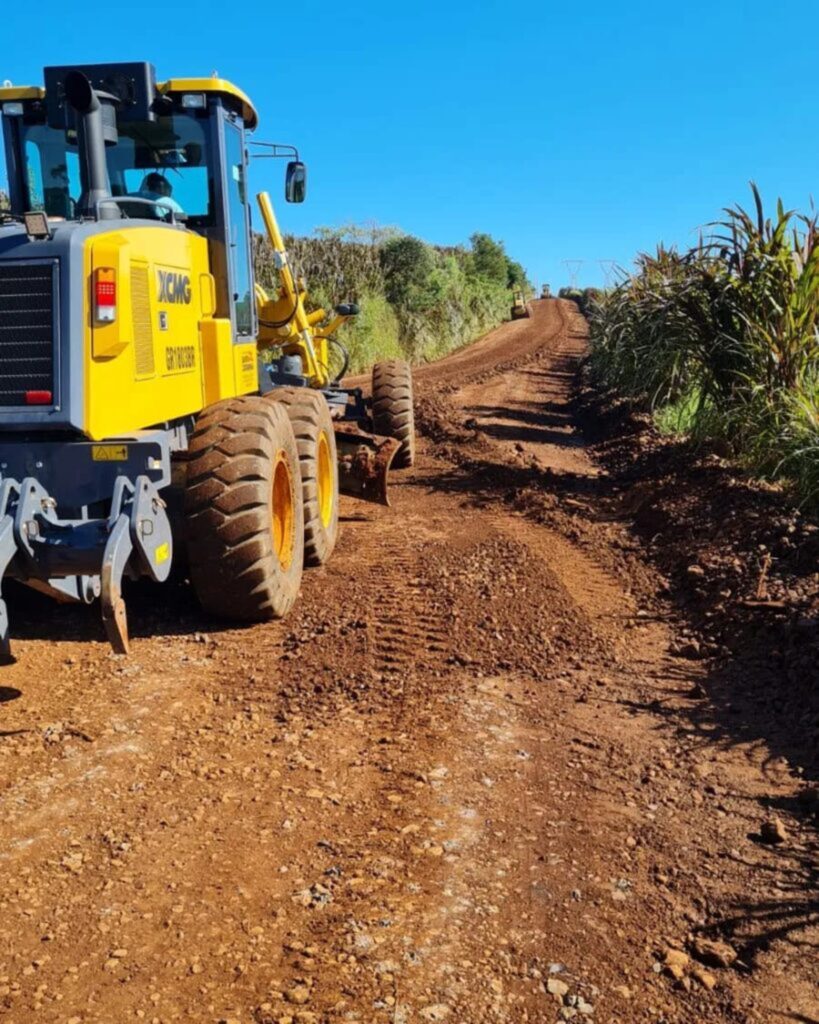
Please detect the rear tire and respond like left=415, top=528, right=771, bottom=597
left=372, top=359, right=415, bottom=469
left=265, top=387, right=340, bottom=567
left=184, top=396, right=304, bottom=621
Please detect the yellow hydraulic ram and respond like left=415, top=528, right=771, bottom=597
left=255, top=192, right=354, bottom=388
left=254, top=192, right=400, bottom=506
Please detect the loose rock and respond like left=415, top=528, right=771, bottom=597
left=760, top=817, right=789, bottom=844
left=692, top=937, right=737, bottom=968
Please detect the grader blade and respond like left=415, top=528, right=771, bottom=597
left=334, top=425, right=401, bottom=507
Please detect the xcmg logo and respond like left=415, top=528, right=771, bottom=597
left=157, top=270, right=192, bottom=305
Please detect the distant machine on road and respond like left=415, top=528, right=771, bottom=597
left=511, top=288, right=532, bottom=320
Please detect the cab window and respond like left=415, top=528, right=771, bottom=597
left=16, top=112, right=215, bottom=223
left=113, top=115, right=213, bottom=221
left=21, top=128, right=81, bottom=217
left=223, top=120, right=254, bottom=337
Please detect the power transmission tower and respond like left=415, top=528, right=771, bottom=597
left=562, top=259, right=585, bottom=288
left=598, top=260, right=618, bottom=288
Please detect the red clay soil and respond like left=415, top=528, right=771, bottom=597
left=0, top=299, right=815, bottom=1024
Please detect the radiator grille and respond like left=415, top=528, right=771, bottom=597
left=131, top=264, right=155, bottom=378
left=0, top=261, right=56, bottom=406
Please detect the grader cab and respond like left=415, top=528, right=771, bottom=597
left=0, top=62, right=415, bottom=657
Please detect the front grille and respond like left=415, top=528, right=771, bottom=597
left=0, top=261, right=56, bottom=407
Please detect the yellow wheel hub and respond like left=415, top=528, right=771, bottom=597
left=317, top=430, right=334, bottom=529
left=271, top=451, right=295, bottom=571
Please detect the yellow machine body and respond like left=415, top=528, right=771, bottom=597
left=84, top=226, right=256, bottom=440
left=0, top=61, right=401, bottom=658
left=82, top=194, right=351, bottom=441
left=0, top=71, right=348, bottom=442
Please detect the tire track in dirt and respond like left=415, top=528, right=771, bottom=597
left=364, top=546, right=449, bottom=683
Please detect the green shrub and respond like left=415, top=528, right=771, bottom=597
left=339, top=291, right=403, bottom=374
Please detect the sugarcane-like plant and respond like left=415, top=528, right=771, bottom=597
left=589, top=185, right=819, bottom=503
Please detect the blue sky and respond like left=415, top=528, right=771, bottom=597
left=1, top=0, right=817, bottom=288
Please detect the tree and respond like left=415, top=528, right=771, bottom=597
left=469, top=233, right=508, bottom=284
left=506, top=258, right=528, bottom=290
left=380, top=235, right=440, bottom=312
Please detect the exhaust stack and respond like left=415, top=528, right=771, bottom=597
left=63, top=70, right=120, bottom=220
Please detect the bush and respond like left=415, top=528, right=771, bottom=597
left=336, top=291, right=403, bottom=371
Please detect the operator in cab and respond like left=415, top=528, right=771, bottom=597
left=134, top=172, right=184, bottom=218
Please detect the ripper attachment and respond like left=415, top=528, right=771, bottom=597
left=0, top=436, right=173, bottom=659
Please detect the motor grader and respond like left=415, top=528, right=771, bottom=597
left=0, top=62, right=415, bottom=657
left=511, top=287, right=531, bottom=320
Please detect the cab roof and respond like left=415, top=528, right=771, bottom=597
left=159, top=78, right=258, bottom=130
left=0, top=76, right=258, bottom=130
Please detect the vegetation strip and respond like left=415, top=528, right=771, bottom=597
left=584, top=185, right=819, bottom=506
left=254, top=226, right=530, bottom=374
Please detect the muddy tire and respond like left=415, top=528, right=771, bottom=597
left=372, top=359, right=415, bottom=469
left=264, top=387, right=340, bottom=567
left=184, top=396, right=304, bottom=621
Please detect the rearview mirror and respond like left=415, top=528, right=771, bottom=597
left=285, top=161, right=307, bottom=203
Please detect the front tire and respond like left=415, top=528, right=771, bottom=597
left=265, top=387, right=340, bottom=567
left=184, top=396, right=304, bottom=621
left=372, top=359, right=415, bottom=469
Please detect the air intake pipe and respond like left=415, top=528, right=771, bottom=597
left=64, top=70, right=120, bottom=220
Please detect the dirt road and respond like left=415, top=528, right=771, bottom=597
left=0, top=300, right=815, bottom=1023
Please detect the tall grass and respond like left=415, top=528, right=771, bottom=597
left=588, top=185, right=819, bottom=505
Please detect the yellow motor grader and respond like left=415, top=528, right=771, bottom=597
left=0, top=62, right=415, bottom=656
left=511, top=287, right=532, bottom=320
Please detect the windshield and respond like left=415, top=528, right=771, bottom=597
left=17, top=111, right=214, bottom=223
